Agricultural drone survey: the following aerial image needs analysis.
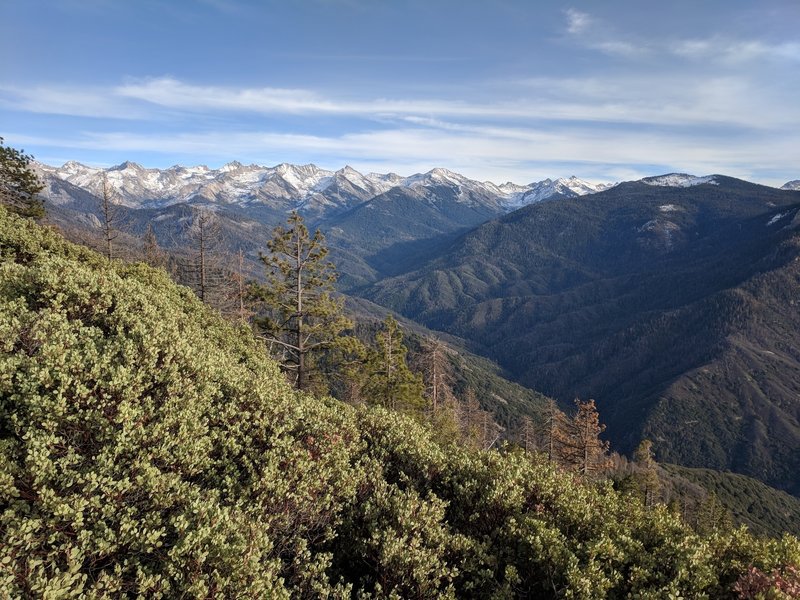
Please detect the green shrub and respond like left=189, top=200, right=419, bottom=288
left=0, top=206, right=797, bottom=598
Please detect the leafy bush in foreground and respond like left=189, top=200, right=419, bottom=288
left=0, top=207, right=797, bottom=598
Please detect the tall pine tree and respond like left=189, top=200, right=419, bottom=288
left=363, top=315, right=425, bottom=413
left=251, top=211, right=352, bottom=393
left=539, top=399, right=569, bottom=466
left=142, top=223, right=165, bottom=268
left=633, top=439, right=660, bottom=508
left=99, top=175, right=122, bottom=260
left=561, top=399, right=611, bottom=477
left=417, top=336, right=456, bottom=415
left=459, top=387, right=502, bottom=450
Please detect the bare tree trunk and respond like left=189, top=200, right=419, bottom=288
left=295, top=232, right=305, bottom=390
left=198, top=215, right=207, bottom=302
left=236, top=249, right=247, bottom=323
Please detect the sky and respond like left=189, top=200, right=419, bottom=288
left=1, top=0, right=799, bottom=186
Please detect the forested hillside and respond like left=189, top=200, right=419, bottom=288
left=2, top=206, right=799, bottom=597
left=661, top=465, right=800, bottom=539
left=362, top=178, right=800, bottom=495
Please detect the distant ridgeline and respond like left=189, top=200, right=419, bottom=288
left=2, top=204, right=799, bottom=597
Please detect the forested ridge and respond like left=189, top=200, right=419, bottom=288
left=362, top=178, right=800, bottom=495
left=1, top=204, right=800, bottom=597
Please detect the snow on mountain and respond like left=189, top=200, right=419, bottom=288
left=641, top=173, right=718, bottom=188
left=36, top=160, right=613, bottom=215
left=504, top=176, right=613, bottom=209
left=330, top=165, right=398, bottom=197
left=781, top=180, right=800, bottom=191
left=402, top=168, right=478, bottom=193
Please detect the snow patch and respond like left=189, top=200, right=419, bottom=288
left=502, top=176, right=614, bottom=209
left=642, top=173, right=718, bottom=187
left=766, top=213, right=785, bottom=226
left=781, top=180, right=800, bottom=191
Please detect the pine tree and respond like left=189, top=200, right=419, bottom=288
left=230, top=248, right=252, bottom=324
left=459, top=386, right=502, bottom=450
left=189, top=209, right=219, bottom=303
left=0, top=137, right=44, bottom=219
left=177, top=208, right=233, bottom=308
left=363, top=315, right=425, bottom=412
left=142, top=223, right=165, bottom=268
left=251, top=211, right=352, bottom=393
left=100, top=175, right=122, bottom=261
left=539, top=399, right=569, bottom=466
left=317, top=332, right=368, bottom=402
left=693, top=492, right=733, bottom=535
left=417, top=336, right=456, bottom=415
left=516, top=415, right=538, bottom=454
left=561, top=399, right=611, bottom=477
left=428, top=396, right=462, bottom=446
left=633, top=439, right=660, bottom=508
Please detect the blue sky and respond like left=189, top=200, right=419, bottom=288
left=2, top=0, right=798, bottom=185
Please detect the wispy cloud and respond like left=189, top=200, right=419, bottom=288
left=563, top=8, right=645, bottom=58
left=565, top=8, right=591, bottom=35
left=4, top=74, right=797, bottom=131
left=670, top=37, right=800, bottom=64
left=11, top=114, right=798, bottom=185
left=563, top=7, right=800, bottom=65
left=0, top=84, right=147, bottom=119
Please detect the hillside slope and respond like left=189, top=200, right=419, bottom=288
left=662, top=465, right=800, bottom=538
left=2, top=206, right=798, bottom=597
left=362, top=178, right=800, bottom=494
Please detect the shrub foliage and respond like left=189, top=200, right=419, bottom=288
left=0, top=206, right=797, bottom=598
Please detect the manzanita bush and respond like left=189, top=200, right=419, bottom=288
left=0, top=206, right=797, bottom=598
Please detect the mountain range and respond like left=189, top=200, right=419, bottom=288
left=37, top=160, right=610, bottom=215
left=35, top=160, right=613, bottom=287
left=34, top=160, right=800, bottom=495
left=360, top=176, right=800, bottom=494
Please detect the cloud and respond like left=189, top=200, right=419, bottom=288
left=563, top=8, right=647, bottom=58
left=113, top=77, right=545, bottom=120
left=565, top=8, right=591, bottom=35
left=671, top=37, right=800, bottom=64
left=5, top=73, right=796, bottom=131
left=10, top=114, right=798, bottom=186
left=563, top=8, right=800, bottom=66
left=116, top=78, right=344, bottom=115
left=4, top=5, right=798, bottom=188
left=0, top=84, right=148, bottom=119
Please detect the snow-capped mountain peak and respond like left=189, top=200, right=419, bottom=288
left=781, top=180, right=800, bottom=191
left=219, top=161, right=244, bottom=173
left=109, top=160, right=144, bottom=172
left=500, top=176, right=613, bottom=209
left=38, top=160, right=614, bottom=214
left=403, top=167, right=467, bottom=188
left=641, top=173, right=718, bottom=188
